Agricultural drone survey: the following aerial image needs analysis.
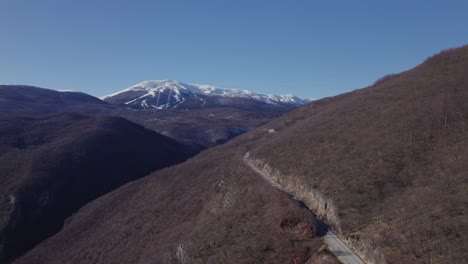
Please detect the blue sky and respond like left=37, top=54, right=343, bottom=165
left=1, top=0, right=467, bottom=99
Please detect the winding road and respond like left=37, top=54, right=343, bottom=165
left=243, top=154, right=365, bottom=264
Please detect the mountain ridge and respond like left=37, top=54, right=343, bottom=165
left=102, top=80, right=312, bottom=110
left=0, top=83, right=303, bottom=148
left=0, top=85, right=115, bottom=115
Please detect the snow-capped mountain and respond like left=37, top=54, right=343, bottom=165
left=102, top=80, right=311, bottom=110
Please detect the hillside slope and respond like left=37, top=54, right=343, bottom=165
left=14, top=145, right=338, bottom=264
left=14, top=46, right=468, bottom=264
left=111, top=106, right=290, bottom=147
left=0, top=113, right=196, bottom=263
left=246, top=46, right=468, bottom=263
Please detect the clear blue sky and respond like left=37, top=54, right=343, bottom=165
left=1, top=0, right=467, bottom=99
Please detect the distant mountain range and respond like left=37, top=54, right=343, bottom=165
left=102, top=80, right=312, bottom=110
left=0, top=83, right=310, bottom=147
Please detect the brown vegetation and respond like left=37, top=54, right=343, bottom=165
left=246, top=155, right=385, bottom=264
left=0, top=113, right=196, bottom=262
left=15, top=145, right=335, bottom=264
left=246, top=45, right=468, bottom=263
left=9, top=45, right=468, bottom=264
left=111, top=105, right=289, bottom=147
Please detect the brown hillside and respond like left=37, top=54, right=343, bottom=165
left=14, top=46, right=468, bottom=264
left=246, top=46, right=468, bottom=263
left=15, top=146, right=337, bottom=264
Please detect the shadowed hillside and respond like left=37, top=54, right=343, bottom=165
left=0, top=113, right=197, bottom=263
left=111, top=105, right=292, bottom=147
left=0, top=85, right=115, bottom=115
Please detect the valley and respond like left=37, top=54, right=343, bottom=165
left=0, top=81, right=310, bottom=263
left=1, top=46, right=467, bottom=264
left=2, top=1, right=468, bottom=263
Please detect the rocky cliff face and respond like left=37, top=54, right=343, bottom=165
left=245, top=153, right=386, bottom=264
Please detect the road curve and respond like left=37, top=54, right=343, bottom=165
left=243, top=153, right=365, bottom=264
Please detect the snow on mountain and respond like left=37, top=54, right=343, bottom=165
left=58, top=90, right=84, bottom=94
left=191, top=83, right=311, bottom=104
left=102, top=80, right=312, bottom=110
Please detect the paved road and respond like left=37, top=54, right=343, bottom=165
left=243, top=154, right=365, bottom=264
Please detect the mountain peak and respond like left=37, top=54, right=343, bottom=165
left=102, top=80, right=312, bottom=110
